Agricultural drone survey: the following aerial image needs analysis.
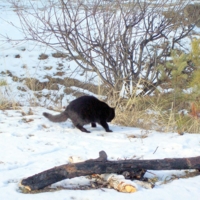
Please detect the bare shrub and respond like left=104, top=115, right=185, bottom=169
left=7, top=0, right=195, bottom=98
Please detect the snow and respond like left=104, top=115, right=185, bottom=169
left=1, top=107, right=200, bottom=199
left=1, top=1, right=200, bottom=199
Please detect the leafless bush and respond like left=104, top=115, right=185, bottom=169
left=7, top=0, right=195, bottom=99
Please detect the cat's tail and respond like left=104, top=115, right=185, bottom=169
left=43, top=111, right=68, bottom=122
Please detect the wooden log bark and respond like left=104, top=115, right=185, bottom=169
left=20, top=151, right=200, bottom=191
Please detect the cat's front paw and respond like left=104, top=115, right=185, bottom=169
left=106, top=129, right=113, bottom=132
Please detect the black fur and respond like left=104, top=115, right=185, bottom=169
left=43, top=96, right=115, bottom=133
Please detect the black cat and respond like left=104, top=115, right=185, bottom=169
left=43, top=96, right=115, bottom=133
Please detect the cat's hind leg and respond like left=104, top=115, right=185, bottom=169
left=91, top=122, right=97, bottom=127
left=75, top=124, right=90, bottom=133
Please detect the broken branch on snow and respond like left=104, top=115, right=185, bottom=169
left=20, top=151, right=200, bottom=191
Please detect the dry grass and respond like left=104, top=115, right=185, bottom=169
left=0, top=79, right=19, bottom=110
left=113, top=94, right=200, bottom=133
left=52, top=52, right=67, bottom=58
left=0, top=79, right=7, bottom=87
left=24, top=77, right=59, bottom=91
left=2, top=62, right=200, bottom=133
left=38, top=53, right=48, bottom=60
left=0, top=99, right=19, bottom=110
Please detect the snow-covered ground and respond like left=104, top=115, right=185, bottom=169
left=1, top=1, right=200, bottom=199
left=1, top=107, right=200, bottom=199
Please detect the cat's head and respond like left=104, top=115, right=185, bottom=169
left=107, top=107, right=115, bottom=122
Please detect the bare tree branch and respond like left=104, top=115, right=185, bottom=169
left=7, top=0, right=195, bottom=97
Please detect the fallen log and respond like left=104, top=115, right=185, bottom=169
left=69, top=155, right=139, bottom=193
left=20, top=151, right=200, bottom=191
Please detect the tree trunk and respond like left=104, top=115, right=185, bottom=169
left=20, top=151, right=200, bottom=191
